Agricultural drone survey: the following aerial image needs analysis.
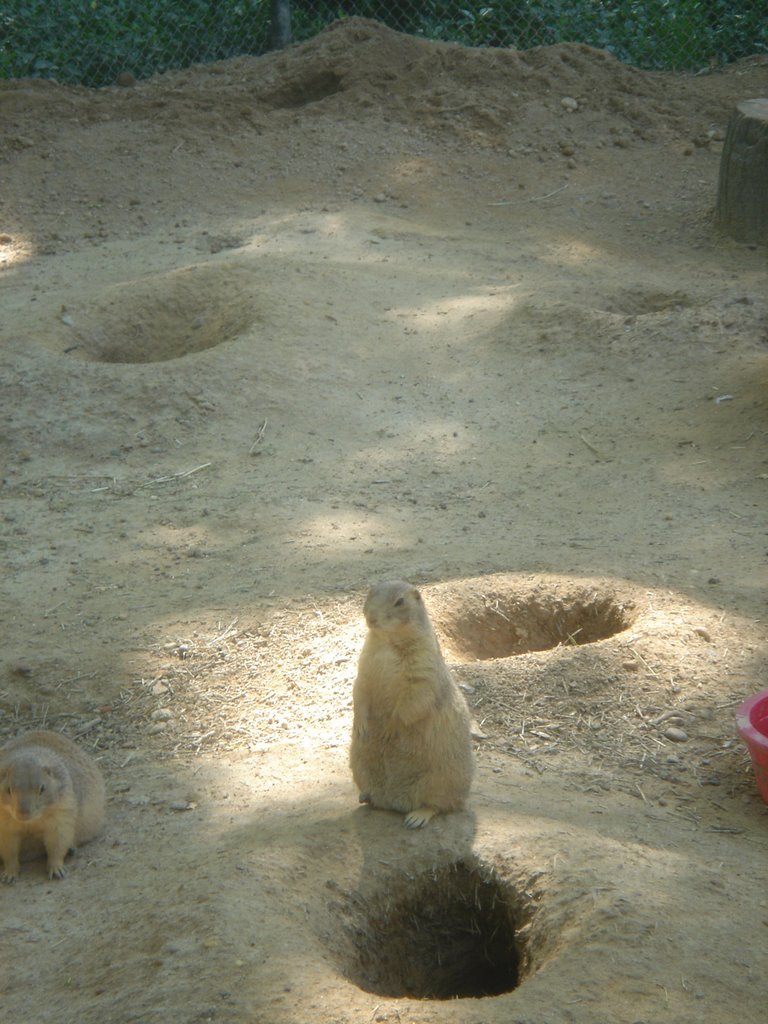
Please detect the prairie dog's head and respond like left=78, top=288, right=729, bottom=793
left=363, top=581, right=430, bottom=632
left=0, top=754, right=65, bottom=822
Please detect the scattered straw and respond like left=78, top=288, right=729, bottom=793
left=149, top=462, right=212, bottom=485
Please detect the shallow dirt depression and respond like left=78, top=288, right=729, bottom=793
left=332, top=859, right=533, bottom=1000
left=44, top=262, right=261, bottom=363
left=431, top=577, right=637, bottom=661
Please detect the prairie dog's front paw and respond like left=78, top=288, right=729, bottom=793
left=404, top=807, right=436, bottom=829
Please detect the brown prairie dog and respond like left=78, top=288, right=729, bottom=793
left=350, top=581, right=475, bottom=828
left=0, top=730, right=105, bottom=882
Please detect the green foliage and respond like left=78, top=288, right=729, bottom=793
left=532, top=0, right=768, bottom=70
left=0, top=0, right=272, bottom=86
left=0, top=1, right=766, bottom=86
left=405, top=1, right=768, bottom=70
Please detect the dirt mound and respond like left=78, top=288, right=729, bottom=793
left=155, top=18, right=767, bottom=139
left=3, top=18, right=766, bottom=153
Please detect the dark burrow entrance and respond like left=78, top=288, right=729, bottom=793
left=334, top=859, right=532, bottom=1000
left=438, top=585, right=636, bottom=661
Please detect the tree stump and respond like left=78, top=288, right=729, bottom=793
left=716, top=98, right=768, bottom=245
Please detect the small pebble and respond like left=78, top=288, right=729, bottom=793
left=561, top=96, right=578, bottom=112
left=693, top=626, right=712, bottom=642
left=664, top=727, right=689, bottom=742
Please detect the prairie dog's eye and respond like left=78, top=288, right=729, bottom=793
left=39, top=784, right=46, bottom=795
left=394, top=597, right=404, bottom=607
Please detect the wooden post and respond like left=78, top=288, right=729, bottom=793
left=270, top=0, right=292, bottom=50
left=716, top=98, right=768, bottom=245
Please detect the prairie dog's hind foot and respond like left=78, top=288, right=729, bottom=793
left=404, top=806, right=437, bottom=829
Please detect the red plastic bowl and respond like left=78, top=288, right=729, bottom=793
left=736, top=690, right=768, bottom=804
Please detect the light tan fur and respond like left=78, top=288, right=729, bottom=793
left=0, top=730, right=105, bottom=882
left=350, top=581, right=475, bottom=828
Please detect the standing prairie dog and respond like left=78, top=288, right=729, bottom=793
left=350, top=581, right=475, bottom=828
left=0, top=730, right=105, bottom=882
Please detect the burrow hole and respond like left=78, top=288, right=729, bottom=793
left=439, top=587, right=636, bottom=661
left=336, top=859, right=533, bottom=1000
left=60, top=264, right=259, bottom=364
left=264, top=69, right=344, bottom=109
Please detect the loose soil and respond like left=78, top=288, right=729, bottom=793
left=1, top=18, right=767, bottom=1024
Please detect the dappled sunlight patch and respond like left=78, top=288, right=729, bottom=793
left=349, top=419, right=472, bottom=468
left=117, top=598, right=363, bottom=760
left=390, top=284, right=521, bottom=336
left=242, top=208, right=463, bottom=264
left=103, top=572, right=762, bottom=796
left=0, top=231, right=34, bottom=268
left=543, top=237, right=606, bottom=265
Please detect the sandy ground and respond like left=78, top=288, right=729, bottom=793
left=1, top=18, right=767, bottom=1024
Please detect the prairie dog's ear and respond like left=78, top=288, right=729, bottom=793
left=412, top=588, right=422, bottom=602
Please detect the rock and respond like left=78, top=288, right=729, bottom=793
left=664, top=727, right=689, bottom=742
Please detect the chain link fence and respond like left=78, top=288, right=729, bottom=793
left=1, top=1, right=766, bottom=88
